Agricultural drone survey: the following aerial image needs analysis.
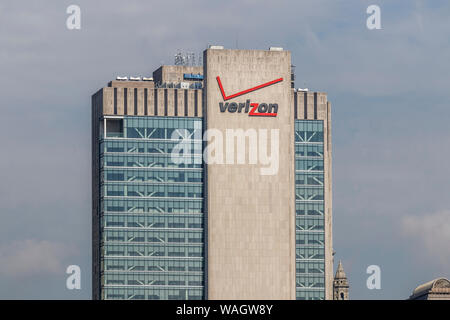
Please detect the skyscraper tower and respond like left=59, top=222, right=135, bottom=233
left=91, top=47, right=333, bottom=300
left=333, top=261, right=349, bottom=300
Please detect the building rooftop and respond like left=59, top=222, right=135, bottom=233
left=410, top=277, right=450, bottom=299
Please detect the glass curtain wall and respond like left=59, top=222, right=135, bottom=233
left=294, top=120, right=326, bottom=300
left=100, top=116, right=204, bottom=300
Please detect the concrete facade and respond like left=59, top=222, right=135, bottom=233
left=93, top=80, right=202, bottom=118
left=204, top=49, right=296, bottom=299
left=153, top=65, right=203, bottom=86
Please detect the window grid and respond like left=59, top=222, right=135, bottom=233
left=99, top=116, right=204, bottom=300
left=295, top=120, right=325, bottom=300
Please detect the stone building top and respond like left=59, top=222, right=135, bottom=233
left=410, top=278, right=450, bottom=300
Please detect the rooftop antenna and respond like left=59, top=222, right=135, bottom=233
left=174, top=49, right=185, bottom=66
left=174, top=50, right=203, bottom=66
left=188, top=52, right=195, bottom=66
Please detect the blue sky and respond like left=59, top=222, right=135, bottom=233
left=0, top=0, right=449, bottom=299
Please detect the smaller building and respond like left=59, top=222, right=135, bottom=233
left=333, top=261, right=349, bottom=300
left=409, top=278, right=450, bottom=300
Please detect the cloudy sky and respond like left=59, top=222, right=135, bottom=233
left=0, top=0, right=449, bottom=299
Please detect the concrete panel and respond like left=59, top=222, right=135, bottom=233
left=177, top=89, right=185, bottom=117
left=137, top=88, right=145, bottom=115
left=147, top=88, right=155, bottom=116
left=187, top=90, right=196, bottom=117
left=116, top=87, right=124, bottom=115
left=205, top=49, right=296, bottom=300
left=153, top=65, right=203, bottom=84
left=102, top=88, right=114, bottom=115
left=155, top=89, right=164, bottom=116
left=316, top=93, right=327, bottom=120
left=167, top=88, right=176, bottom=116
left=297, top=91, right=306, bottom=120
left=108, top=80, right=154, bottom=88
left=197, top=89, right=203, bottom=117
left=306, top=92, right=315, bottom=120
left=127, top=88, right=134, bottom=115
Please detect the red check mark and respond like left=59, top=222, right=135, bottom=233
left=216, top=76, right=283, bottom=101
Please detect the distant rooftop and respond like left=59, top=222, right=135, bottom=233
left=409, top=278, right=450, bottom=300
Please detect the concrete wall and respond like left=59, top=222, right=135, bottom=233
left=153, top=65, right=203, bottom=85
left=91, top=89, right=102, bottom=300
left=99, top=81, right=202, bottom=117
left=204, top=49, right=296, bottom=299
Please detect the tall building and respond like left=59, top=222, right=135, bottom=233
left=333, top=261, right=349, bottom=300
left=92, top=47, right=333, bottom=300
left=409, top=278, right=450, bottom=300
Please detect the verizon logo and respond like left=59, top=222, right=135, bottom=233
left=219, top=99, right=278, bottom=117
left=216, top=76, right=283, bottom=117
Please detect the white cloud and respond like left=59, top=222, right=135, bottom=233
left=401, top=211, right=450, bottom=268
left=0, top=239, right=77, bottom=278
